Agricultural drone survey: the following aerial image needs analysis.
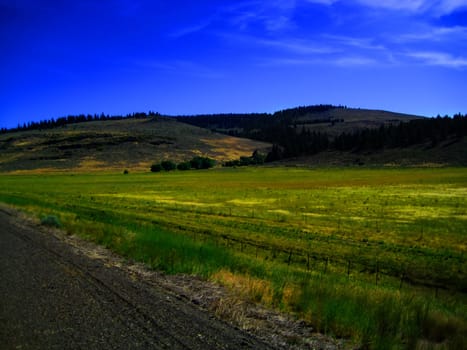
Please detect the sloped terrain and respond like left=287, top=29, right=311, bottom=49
left=289, top=108, right=424, bottom=137
left=0, top=117, right=271, bottom=173
left=176, top=107, right=424, bottom=137
left=277, top=137, right=467, bottom=167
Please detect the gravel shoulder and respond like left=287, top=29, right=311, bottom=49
left=0, top=205, right=344, bottom=350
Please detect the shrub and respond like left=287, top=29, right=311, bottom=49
left=123, top=169, right=129, bottom=174
left=177, top=161, right=192, bottom=171
left=160, top=160, right=177, bottom=171
left=150, top=163, right=163, bottom=172
left=190, top=156, right=216, bottom=169
left=224, top=159, right=241, bottom=167
left=223, top=150, right=266, bottom=167
left=40, top=215, right=62, bottom=228
left=251, top=150, right=266, bottom=164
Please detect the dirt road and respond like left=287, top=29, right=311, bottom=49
left=0, top=208, right=273, bottom=350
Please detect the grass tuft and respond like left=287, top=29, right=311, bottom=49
left=40, top=215, right=62, bottom=228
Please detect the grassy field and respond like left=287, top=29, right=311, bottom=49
left=0, top=167, right=465, bottom=348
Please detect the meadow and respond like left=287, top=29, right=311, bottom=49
left=0, top=167, right=465, bottom=349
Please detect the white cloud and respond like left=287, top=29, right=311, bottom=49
left=259, top=55, right=378, bottom=67
left=303, top=0, right=339, bottom=4
left=324, top=35, right=387, bottom=51
left=354, top=0, right=428, bottom=12
left=223, top=1, right=299, bottom=33
left=333, top=56, right=378, bottom=66
left=397, top=25, right=467, bottom=42
left=309, top=0, right=467, bottom=14
left=169, top=21, right=212, bottom=38
left=407, top=51, right=467, bottom=67
left=219, top=32, right=336, bottom=55
left=360, top=0, right=467, bottom=14
left=133, top=60, right=224, bottom=78
left=436, top=0, right=467, bottom=13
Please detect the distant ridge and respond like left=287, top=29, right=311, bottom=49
left=176, top=106, right=466, bottom=165
left=1, top=105, right=466, bottom=171
left=0, top=105, right=418, bottom=134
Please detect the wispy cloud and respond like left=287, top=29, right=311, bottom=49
left=396, top=25, right=467, bottom=42
left=256, top=37, right=336, bottom=54
left=333, top=56, right=379, bottom=66
left=218, top=32, right=336, bottom=54
left=406, top=51, right=467, bottom=67
left=223, top=1, right=298, bottom=33
left=166, top=0, right=466, bottom=72
left=133, top=59, right=224, bottom=79
left=169, top=21, right=213, bottom=38
left=354, top=0, right=427, bottom=12
left=353, top=0, right=467, bottom=15
left=303, top=0, right=339, bottom=4
left=259, top=55, right=379, bottom=67
left=324, top=35, right=387, bottom=51
left=435, top=0, right=467, bottom=14
left=169, top=1, right=299, bottom=38
left=303, top=0, right=467, bottom=15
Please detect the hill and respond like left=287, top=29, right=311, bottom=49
left=176, top=106, right=424, bottom=137
left=178, top=106, right=467, bottom=166
left=0, top=117, right=271, bottom=173
left=2, top=106, right=466, bottom=171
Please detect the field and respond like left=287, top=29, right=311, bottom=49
left=0, top=167, right=466, bottom=348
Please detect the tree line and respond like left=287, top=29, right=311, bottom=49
left=2, top=106, right=465, bottom=162
left=263, top=114, right=467, bottom=160
left=175, top=104, right=343, bottom=136
left=1, top=111, right=160, bottom=134
left=151, top=156, right=216, bottom=172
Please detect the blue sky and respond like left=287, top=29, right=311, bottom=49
left=1, top=0, right=467, bottom=129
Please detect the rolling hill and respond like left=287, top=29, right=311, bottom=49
left=177, top=106, right=467, bottom=166
left=176, top=106, right=425, bottom=137
left=1, top=106, right=466, bottom=172
left=0, top=117, right=271, bottom=173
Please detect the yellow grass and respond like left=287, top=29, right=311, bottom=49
left=212, top=269, right=274, bottom=305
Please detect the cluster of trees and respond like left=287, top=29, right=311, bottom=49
left=177, top=106, right=466, bottom=160
left=176, top=113, right=269, bottom=134
left=176, top=105, right=344, bottom=136
left=262, top=114, right=467, bottom=160
left=223, top=150, right=267, bottom=167
left=1, top=111, right=160, bottom=134
left=333, top=114, right=467, bottom=151
left=151, top=156, right=216, bottom=172
left=272, top=104, right=344, bottom=121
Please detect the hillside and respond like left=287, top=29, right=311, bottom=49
left=178, top=106, right=467, bottom=166
left=2, top=106, right=466, bottom=171
left=176, top=106, right=424, bottom=137
left=0, top=117, right=271, bottom=173
left=275, top=137, right=467, bottom=167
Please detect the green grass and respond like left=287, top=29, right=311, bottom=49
left=0, top=167, right=466, bottom=348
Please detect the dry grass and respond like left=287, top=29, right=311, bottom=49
left=0, top=118, right=271, bottom=173
left=212, top=269, right=274, bottom=305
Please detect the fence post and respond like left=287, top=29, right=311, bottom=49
left=375, top=260, right=379, bottom=285
left=399, top=270, right=405, bottom=291
left=287, top=250, right=293, bottom=266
